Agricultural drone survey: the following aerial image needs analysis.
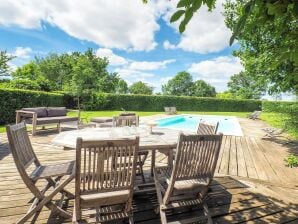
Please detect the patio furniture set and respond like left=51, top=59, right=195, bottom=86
left=9, top=107, right=222, bottom=224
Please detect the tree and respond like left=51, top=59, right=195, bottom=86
left=224, top=0, right=298, bottom=95
left=4, top=79, right=41, bottom=90
left=227, top=72, right=265, bottom=99
left=116, top=79, right=129, bottom=94
left=216, top=91, right=234, bottom=99
left=129, top=81, right=153, bottom=95
left=193, top=80, right=216, bottom=97
left=162, top=71, right=193, bottom=96
left=0, top=51, right=14, bottom=75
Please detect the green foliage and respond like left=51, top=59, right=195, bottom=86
left=262, top=101, right=298, bottom=138
left=216, top=91, right=234, bottom=99
left=227, top=72, right=266, bottom=99
left=170, top=0, right=216, bottom=33
left=86, top=93, right=261, bottom=112
left=193, top=80, right=216, bottom=97
left=162, top=71, right=216, bottom=97
left=0, top=51, right=14, bottom=75
left=162, top=71, right=193, bottom=96
left=129, top=81, right=153, bottom=95
left=224, top=0, right=298, bottom=95
left=284, top=154, right=298, bottom=168
left=2, top=79, right=41, bottom=90
left=0, top=88, right=65, bottom=124
left=116, top=79, right=129, bottom=94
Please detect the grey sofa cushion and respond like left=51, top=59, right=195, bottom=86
left=22, top=107, right=47, bottom=117
left=47, top=107, right=67, bottom=117
left=25, top=116, right=78, bottom=125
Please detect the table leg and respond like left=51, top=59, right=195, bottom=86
left=151, top=149, right=156, bottom=177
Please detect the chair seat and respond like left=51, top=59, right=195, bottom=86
left=80, top=189, right=130, bottom=208
left=30, top=161, right=75, bottom=181
left=155, top=167, right=209, bottom=195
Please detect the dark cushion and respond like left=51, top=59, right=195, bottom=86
left=22, top=107, right=47, bottom=118
left=25, top=116, right=78, bottom=125
left=47, top=107, right=67, bottom=117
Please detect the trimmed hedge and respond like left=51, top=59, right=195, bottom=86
left=0, top=88, right=65, bottom=124
left=86, top=93, right=262, bottom=112
left=262, top=101, right=298, bottom=113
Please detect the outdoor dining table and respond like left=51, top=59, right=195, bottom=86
left=52, top=126, right=194, bottom=176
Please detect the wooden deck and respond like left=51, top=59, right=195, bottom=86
left=0, top=123, right=298, bottom=223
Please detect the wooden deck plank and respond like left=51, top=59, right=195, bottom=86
left=228, top=136, right=238, bottom=176
left=235, top=136, right=248, bottom=177
left=218, top=135, right=231, bottom=175
left=240, top=136, right=258, bottom=179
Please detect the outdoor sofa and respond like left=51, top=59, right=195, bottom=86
left=16, top=107, right=80, bottom=135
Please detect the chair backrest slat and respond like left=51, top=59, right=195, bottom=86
left=76, top=137, right=139, bottom=194
left=164, top=133, right=223, bottom=204
left=6, top=122, right=38, bottom=169
left=113, top=115, right=139, bottom=127
left=197, top=120, right=219, bottom=135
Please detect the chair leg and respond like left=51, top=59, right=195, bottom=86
left=128, top=215, right=134, bottom=224
left=203, top=202, right=213, bottom=224
left=159, top=208, right=167, bottom=224
left=139, top=164, right=146, bottom=183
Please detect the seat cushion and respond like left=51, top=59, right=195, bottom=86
left=47, top=107, right=67, bottom=117
left=25, top=116, right=78, bottom=125
left=22, top=107, right=47, bottom=117
left=80, top=189, right=130, bottom=208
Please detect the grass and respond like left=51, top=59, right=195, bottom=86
left=261, top=112, right=298, bottom=139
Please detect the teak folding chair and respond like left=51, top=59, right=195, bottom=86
left=73, top=137, right=139, bottom=223
left=197, top=120, right=219, bottom=135
left=113, top=115, right=148, bottom=182
left=154, top=133, right=223, bottom=224
left=6, top=122, right=75, bottom=224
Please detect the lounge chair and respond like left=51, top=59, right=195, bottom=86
left=6, top=122, right=75, bottom=223
left=247, top=111, right=262, bottom=120
left=154, top=133, right=223, bottom=224
left=164, top=107, right=177, bottom=115
left=73, top=137, right=139, bottom=223
left=113, top=115, right=147, bottom=182
left=197, top=120, right=219, bottom=135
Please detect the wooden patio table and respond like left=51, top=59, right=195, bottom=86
left=52, top=126, right=194, bottom=176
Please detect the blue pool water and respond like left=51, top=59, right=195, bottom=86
left=156, top=114, right=243, bottom=136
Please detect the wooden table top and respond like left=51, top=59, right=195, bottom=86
left=52, top=126, right=194, bottom=150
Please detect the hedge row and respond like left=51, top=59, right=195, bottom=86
left=0, top=88, right=65, bottom=124
left=86, top=93, right=262, bottom=112
left=262, top=101, right=298, bottom=113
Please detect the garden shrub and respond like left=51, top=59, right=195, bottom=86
left=0, top=88, right=65, bottom=124
left=87, top=93, right=262, bottom=112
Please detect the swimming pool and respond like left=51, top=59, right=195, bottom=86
left=156, top=114, right=243, bottom=136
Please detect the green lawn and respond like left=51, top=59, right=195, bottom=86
left=261, top=113, right=298, bottom=139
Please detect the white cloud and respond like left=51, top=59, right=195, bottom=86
left=163, top=0, right=232, bottom=54
left=95, top=48, right=128, bottom=66
left=163, top=40, right=176, bottom=50
left=188, top=56, right=243, bottom=92
left=128, top=59, right=175, bottom=71
left=12, top=47, right=32, bottom=59
left=0, top=0, right=165, bottom=51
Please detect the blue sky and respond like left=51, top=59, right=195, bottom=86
left=0, top=0, right=243, bottom=93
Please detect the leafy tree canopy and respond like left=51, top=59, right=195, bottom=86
left=193, top=80, right=216, bottom=97
left=162, top=71, right=216, bottom=97
left=116, top=79, right=129, bottom=94
left=129, top=81, right=153, bottom=95
left=0, top=50, right=14, bottom=75
left=224, top=0, right=298, bottom=95
left=227, top=72, right=266, bottom=99
left=162, top=71, right=193, bottom=96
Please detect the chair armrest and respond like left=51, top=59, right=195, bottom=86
left=15, top=110, right=37, bottom=124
